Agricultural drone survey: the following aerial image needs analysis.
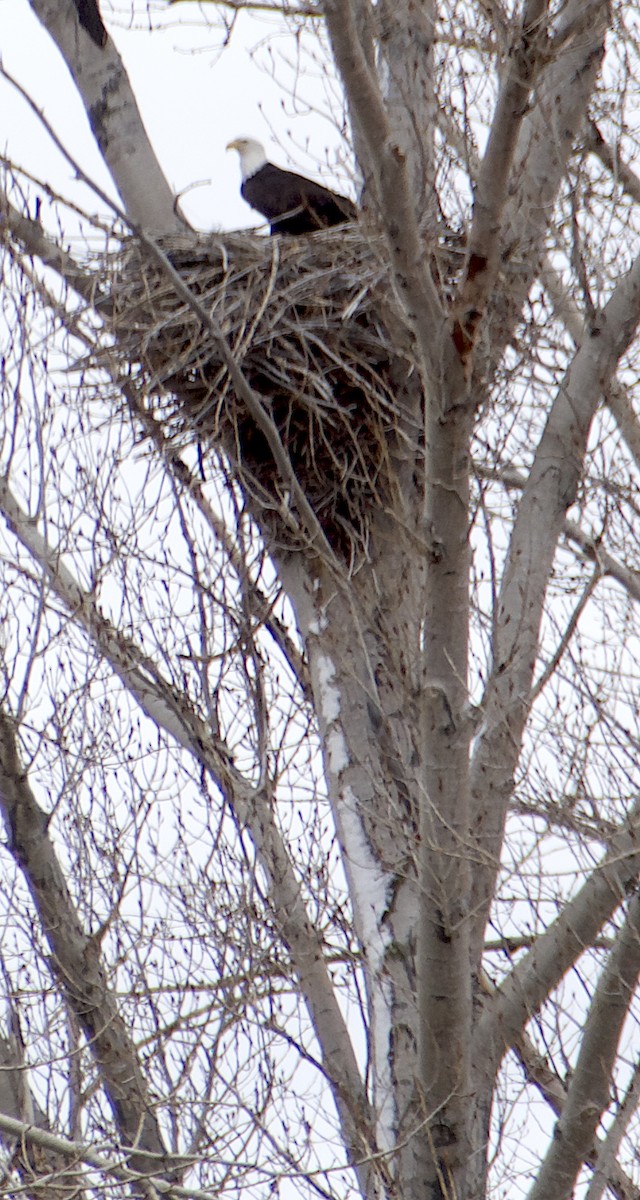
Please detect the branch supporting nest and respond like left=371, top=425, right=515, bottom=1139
left=106, top=228, right=460, bottom=564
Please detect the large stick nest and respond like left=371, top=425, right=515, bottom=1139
left=107, top=228, right=452, bottom=563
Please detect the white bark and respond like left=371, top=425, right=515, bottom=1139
left=278, top=539, right=425, bottom=1178
left=375, top=0, right=438, bottom=218
left=470, top=234, right=640, bottom=965
left=0, top=711, right=169, bottom=1175
left=29, top=0, right=184, bottom=232
left=526, top=890, right=640, bottom=1200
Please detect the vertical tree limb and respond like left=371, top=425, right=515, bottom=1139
left=525, top=890, right=640, bottom=1200
left=29, top=0, right=184, bottom=231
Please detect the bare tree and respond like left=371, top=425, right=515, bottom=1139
left=1, top=2, right=640, bottom=1199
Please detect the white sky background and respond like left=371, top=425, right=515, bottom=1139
left=4, top=7, right=639, bottom=1194
left=0, top=0, right=354, bottom=235
left=0, top=13, right=366, bottom=1192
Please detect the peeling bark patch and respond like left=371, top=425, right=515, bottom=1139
left=466, top=251, right=488, bottom=282
left=88, top=73, right=120, bottom=152
left=451, top=317, right=476, bottom=362
left=73, top=0, right=107, bottom=47
left=88, top=98, right=109, bottom=151
left=434, top=908, right=452, bottom=944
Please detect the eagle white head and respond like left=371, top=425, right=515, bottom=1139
left=226, top=137, right=268, bottom=181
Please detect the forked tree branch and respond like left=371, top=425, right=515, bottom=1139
left=0, top=184, right=112, bottom=312
left=475, top=0, right=611, bottom=382
left=585, top=1058, right=640, bottom=1200
left=0, top=478, right=375, bottom=1196
left=476, top=791, right=640, bottom=1072
left=470, top=242, right=640, bottom=968
left=3, top=178, right=373, bottom=1179
left=322, top=0, right=462, bottom=400
left=28, top=0, right=183, bottom=232
left=525, top=890, right=640, bottom=1200
left=0, top=1029, right=86, bottom=1200
left=512, top=1006, right=640, bottom=1200
left=453, top=0, right=550, bottom=362
left=477, top=463, right=640, bottom=606
left=0, top=1108, right=211, bottom=1199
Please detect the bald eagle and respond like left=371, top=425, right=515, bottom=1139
left=227, top=138, right=357, bottom=235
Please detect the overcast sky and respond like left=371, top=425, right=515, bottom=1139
left=0, top=0, right=354, bottom=235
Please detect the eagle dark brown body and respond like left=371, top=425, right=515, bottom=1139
left=228, top=138, right=357, bottom=235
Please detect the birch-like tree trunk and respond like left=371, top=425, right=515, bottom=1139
left=2, top=2, right=640, bottom=1199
